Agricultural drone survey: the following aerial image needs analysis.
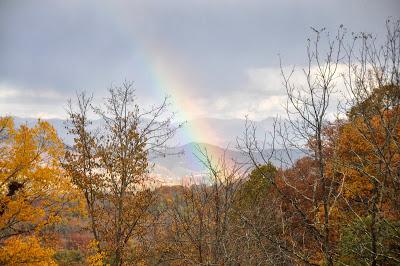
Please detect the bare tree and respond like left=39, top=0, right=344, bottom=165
left=64, top=81, right=181, bottom=265
left=238, top=26, right=346, bottom=265
left=156, top=148, right=243, bottom=265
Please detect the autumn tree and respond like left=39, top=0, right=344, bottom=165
left=0, top=116, right=80, bottom=265
left=238, top=19, right=400, bottom=266
left=64, top=81, right=180, bottom=265
left=335, top=19, right=400, bottom=265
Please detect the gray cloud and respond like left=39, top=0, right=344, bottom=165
left=0, top=0, right=399, bottom=119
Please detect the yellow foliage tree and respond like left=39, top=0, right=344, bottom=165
left=0, top=236, right=56, bottom=265
left=86, top=240, right=108, bottom=266
left=0, top=116, right=81, bottom=264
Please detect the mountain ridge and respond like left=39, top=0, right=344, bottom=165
left=11, top=116, right=301, bottom=182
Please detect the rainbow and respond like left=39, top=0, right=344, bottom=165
left=142, top=44, right=224, bottom=176
left=143, top=46, right=220, bottom=144
left=103, top=8, right=224, bottom=179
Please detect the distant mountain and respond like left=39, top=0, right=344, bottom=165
left=151, top=142, right=303, bottom=183
left=152, top=142, right=243, bottom=177
left=13, top=117, right=102, bottom=146
left=12, top=117, right=302, bottom=183
left=13, top=117, right=71, bottom=145
left=173, top=117, right=277, bottom=148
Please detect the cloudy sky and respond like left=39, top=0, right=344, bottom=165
left=0, top=0, right=399, bottom=121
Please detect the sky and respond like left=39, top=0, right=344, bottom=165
left=0, top=0, right=399, bottom=121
